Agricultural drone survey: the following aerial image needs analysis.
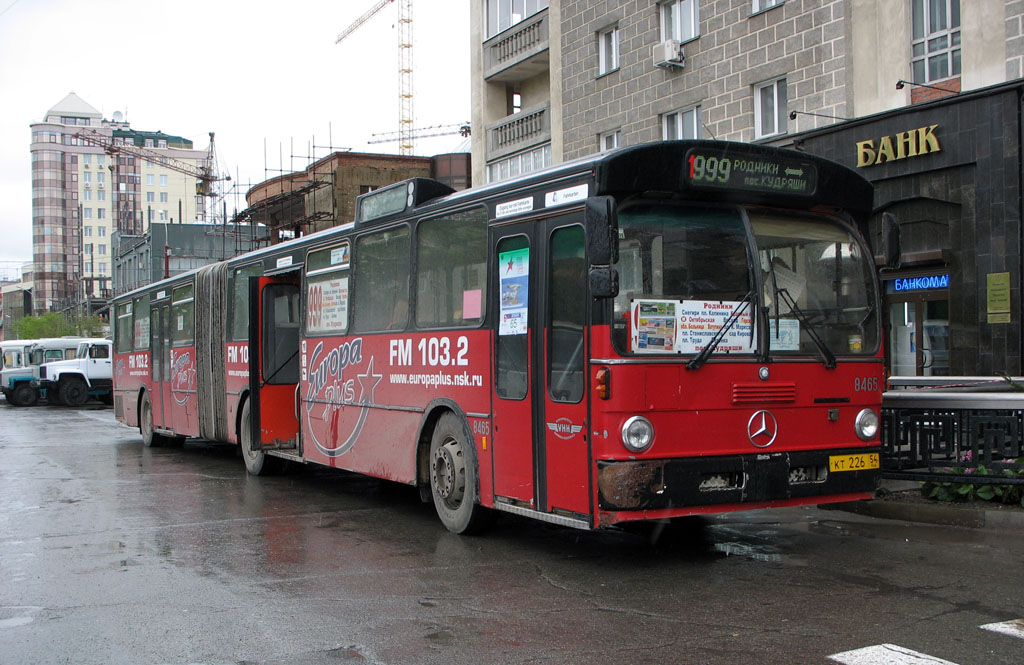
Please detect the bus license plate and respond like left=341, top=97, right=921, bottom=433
left=829, top=453, right=880, bottom=472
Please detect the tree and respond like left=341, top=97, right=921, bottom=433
left=12, top=313, right=105, bottom=339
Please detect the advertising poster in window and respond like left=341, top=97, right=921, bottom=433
left=630, top=300, right=677, bottom=353
left=498, top=248, right=529, bottom=336
left=630, top=299, right=756, bottom=354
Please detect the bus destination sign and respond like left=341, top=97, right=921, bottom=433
left=685, top=149, right=817, bottom=196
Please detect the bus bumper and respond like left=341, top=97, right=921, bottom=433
left=597, top=447, right=881, bottom=512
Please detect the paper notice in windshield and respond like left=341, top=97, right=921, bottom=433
left=630, top=299, right=755, bottom=354
left=678, top=300, right=755, bottom=354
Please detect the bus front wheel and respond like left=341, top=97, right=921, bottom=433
left=428, top=412, right=491, bottom=535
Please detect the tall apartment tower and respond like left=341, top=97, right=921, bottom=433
left=29, top=92, right=209, bottom=313
left=471, top=0, right=1024, bottom=378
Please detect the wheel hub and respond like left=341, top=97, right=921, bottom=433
left=432, top=438, right=465, bottom=506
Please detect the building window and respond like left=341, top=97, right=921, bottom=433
left=83, top=154, right=91, bottom=166
left=146, top=191, right=154, bottom=203
left=83, top=172, right=92, bottom=183
left=663, top=106, right=701, bottom=140
left=159, top=174, right=168, bottom=186
left=84, top=226, right=92, bottom=237
left=158, top=139, right=167, bottom=149
left=97, top=190, right=106, bottom=201
left=84, top=208, right=92, bottom=220
left=98, top=245, right=106, bottom=256
left=600, top=129, right=621, bottom=152
left=752, top=0, right=783, bottom=12
left=486, top=143, right=552, bottom=183
left=145, top=139, right=154, bottom=148
left=84, top=262, right=92, bottom=273
left=97, top=155, right=105, bottom=168
left=84, top=190, right=92, bottom=202
left=486, top=0, right=548, bottom=39
left=159, top=192, right=168, bottom=203
left=912, top=0, right=960, bottom=83
left=146, top=174, right=154, bottom=186
left=661, top=0, right=699, bottom=42
left=84, top=243, right=93, bottom=254
left=98, top=226, right=106, bottom=237
left=159, top=210, right=168, bottom=221
left=99, top=262, right=107, bottom=275
left=98, top=208, right=106, bottom=220
left=754, top=78, right=787, bottom=139
left=599, top=26, right=619, bottom=75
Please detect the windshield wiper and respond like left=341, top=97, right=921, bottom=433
left=687, top=290, right=755, bottom=370
left=775, top=288, right=837, bottom=369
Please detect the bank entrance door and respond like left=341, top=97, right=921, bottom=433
left=886, top=274, right=949, bottom=376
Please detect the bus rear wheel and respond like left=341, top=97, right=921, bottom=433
left=428, top=412, right=491, bottom=534
left=140, top=394, right=163, bottom=447
left=240, top=400, right=284, bottom=476
left=12, top=383, right=39, bottom=407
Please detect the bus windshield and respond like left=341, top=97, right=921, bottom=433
left=612, top=203, right=878, bottom=357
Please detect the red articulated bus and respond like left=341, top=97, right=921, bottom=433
left=111, top=140, right=883, bottom=534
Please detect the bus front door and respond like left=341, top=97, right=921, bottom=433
left=248, top=276, right=301, bottom=451
left=491, top=219, right=591, bottom=518
left=492, top=229, right=537, bottom=505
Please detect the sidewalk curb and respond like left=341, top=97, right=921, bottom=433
left=822, top=498, right=1024, bottom=529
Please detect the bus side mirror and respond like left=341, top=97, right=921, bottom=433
left=586, top=196, right=618, bottom=265
left=590, top=267, right=619, bottom=298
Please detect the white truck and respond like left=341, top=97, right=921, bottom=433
left=2, top=337, right=86, bottom=407
left=34, top=339, right=113, bottom=407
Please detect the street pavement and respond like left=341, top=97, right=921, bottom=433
left=1, top=401, right=1022, bottom=665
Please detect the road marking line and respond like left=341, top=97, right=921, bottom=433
left=980, top=619, right=1024, bottom=640
left=829, top=644, right=959, bottom=665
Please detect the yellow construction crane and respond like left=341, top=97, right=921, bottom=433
left=336, top=0, right=415, bottom=155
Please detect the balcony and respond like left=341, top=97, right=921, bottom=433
left=483, top=9, right=550, bottom=82
left=486, top=104, right=550, bottom=161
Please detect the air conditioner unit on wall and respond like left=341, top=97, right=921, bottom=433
left=653, top=39, right=685, bottom=69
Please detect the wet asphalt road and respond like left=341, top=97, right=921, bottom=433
left=0, top=402, right=1022, bottom=665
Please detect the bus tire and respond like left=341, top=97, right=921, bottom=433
left=240, top=400, right=284, bottom=476
left=140, top=393, right=163, bottom=447
left=428, top=412, right=492, bottom=535
left=12, top=383, right=39, bottom=408
left=59, top=377, right=89, bottom=407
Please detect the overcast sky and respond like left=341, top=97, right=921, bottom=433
left=0, top=0, right=471, bottom=277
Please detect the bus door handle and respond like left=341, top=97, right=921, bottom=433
left=294, top=384, right=301, bottom=422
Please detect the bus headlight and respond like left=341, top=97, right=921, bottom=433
left=855, top=408, right=879, bottom=441
left=621, top=416, right=654, bottom=453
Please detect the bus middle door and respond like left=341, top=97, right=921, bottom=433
left=150, top=303, right=170, bottom=429
left=248, top=275, right=301, bottom=452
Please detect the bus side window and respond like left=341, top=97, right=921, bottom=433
left=416, top=207, right=487, bottom=328
left=231, top=263, right=263, bottom=341
left=352, top=226, right=410, bottom=333
left=171, top=283, right=195, bottom=347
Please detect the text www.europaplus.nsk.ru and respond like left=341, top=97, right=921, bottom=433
left=389, top=371, right=484, bottom=388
